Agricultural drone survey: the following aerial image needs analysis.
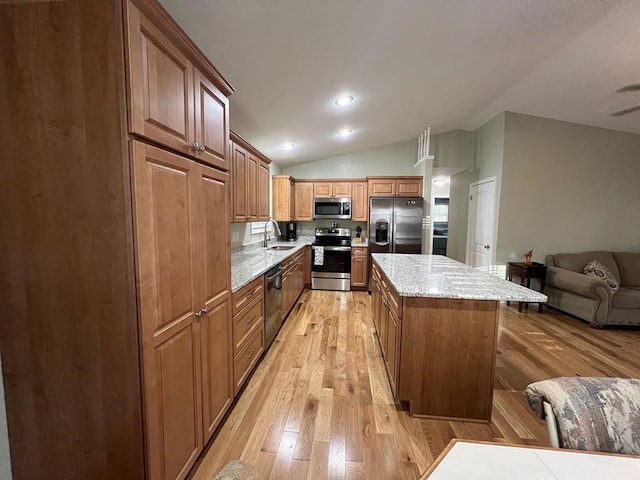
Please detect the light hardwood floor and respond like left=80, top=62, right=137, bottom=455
left=191, top=290, right=640, bottom=479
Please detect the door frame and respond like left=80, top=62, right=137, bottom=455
left=465, top=177, right=497, bottom=268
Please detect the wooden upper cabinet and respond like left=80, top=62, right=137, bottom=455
left=294, top=181, right=314, bottom=221
left=352, top=182, right=368, bottom=221
left=272, top=176, right=294, bottom=222
left=368, top=177, right=423, bottom=197
left=313, top=182, right=332, bottom=198
left=127, top=4, right=231, bottom=169
left=368, top=178, right=395, bottom=197
left=246, top=153, right=259, bottom=221
left=231, top=132, right=271, bottom=223
left=194, top=70, right=229, bottom=171
left=333, top=182, right=352, bottom=197
left=258, top=160, right=270, bottom=221
left=396, top=177, right=423, bottom=197
left=232, top=143, right=248, bottom=222
left=313, top=181, right=352, bottom=198
left=131, top=141, right=202, bottom=480
left=127, top=3, right=194, bottom=156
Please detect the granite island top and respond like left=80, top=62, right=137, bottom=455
left=372, top=253, right=548, bottom=302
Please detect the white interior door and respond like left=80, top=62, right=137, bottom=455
left=466, top=178, right=496, bottom=269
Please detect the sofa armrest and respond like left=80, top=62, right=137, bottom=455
left=546, top=266, right=612, bottom=302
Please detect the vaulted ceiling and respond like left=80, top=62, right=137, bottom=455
left=159, top=0, right=640, bottom=165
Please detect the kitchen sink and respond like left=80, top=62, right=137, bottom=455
left=268, top=245, right=295, bottom=251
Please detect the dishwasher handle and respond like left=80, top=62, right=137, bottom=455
left=265, top=266, right=283, bottom=288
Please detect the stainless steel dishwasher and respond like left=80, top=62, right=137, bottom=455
left=264, top=264, right=283, bottom=348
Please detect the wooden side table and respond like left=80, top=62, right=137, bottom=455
left=506, top=262, right=547, bottom=313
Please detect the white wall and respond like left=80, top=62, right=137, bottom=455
left=497, top=112, right=640, bottom=264
left=282, top=139, right=422, bottom=178
left=0, top=355, right=12, bottom=480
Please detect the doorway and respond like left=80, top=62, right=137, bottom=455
left=465, top=177, right=496, bottom=270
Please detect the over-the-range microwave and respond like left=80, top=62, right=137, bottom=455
left=313, top=197, right=351, bottom=220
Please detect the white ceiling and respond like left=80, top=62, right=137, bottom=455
left=158, top=0, right=640, bottom=166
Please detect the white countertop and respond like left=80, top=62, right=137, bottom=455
left=231, top=239, right=310, bottom=292
left=426, top=441, right=640, bottom=480
left=371, top=254, right=548, bottom=302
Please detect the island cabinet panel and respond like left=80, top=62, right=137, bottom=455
left=399, top=298, right=499, bottom=422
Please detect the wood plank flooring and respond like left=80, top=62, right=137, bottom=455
left=190, top=290, right=640, bottom=479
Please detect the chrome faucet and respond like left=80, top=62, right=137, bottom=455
left=263, top=217, right=282, bottom=248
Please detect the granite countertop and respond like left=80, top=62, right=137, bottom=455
left=231, top=239, right=311, bottom=293
left=371, top=253, right=548, bottom=302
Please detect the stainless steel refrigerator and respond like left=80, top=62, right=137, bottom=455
left=368, top=197, right=424, bottom=290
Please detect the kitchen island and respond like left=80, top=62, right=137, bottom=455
left=370, top=254, right=547, bottom=422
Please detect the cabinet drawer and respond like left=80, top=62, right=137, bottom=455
left=233, top=323, right=264, bottom=393
left=233, top=276, right=263, bottom=316
left=352, top=247, right=368, bottom=258
left=233, top=294, right=263, bottom=354
left=385, top=282, right=402, bottom=319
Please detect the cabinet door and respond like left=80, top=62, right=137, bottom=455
left=194, top=70, right=229, bottom=171
left=386, top=307, right=400, bottom=396
left=127, top=4, right=194, bottom=156
left=131, top=141, right=202, bottom=480
left=351, top=182, right=368, bottom=221
left=294, top=182, right=314, bottom=221
left=368, top=179, right=395, bottom=197
left=258, top=160, right=270, bottom=221
left=272, top=177, right=292, bottom=221
left=247, top=153, right=259, bottom=221
left=232, top=143, right=247, bottom=222
left=396, top=178, right=422, bottom=197
left=195, top=164, right=232, bottom=441
left=351, top=249, right=368, bottom=288
left=281, top=271, right=291, bottom=321
left=333, top=182, right=352, bottom=198
left=371, top=275, right=382, bottom=335
left=313, top=182, right=332, bottom=198
left=304, top=246, right=311, bottom=286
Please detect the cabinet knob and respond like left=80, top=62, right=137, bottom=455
left=191, top=142, right=201, bottom=151
left=195, top=309, right=203, bottom=318
left=198, top=144, right=206, bottom=152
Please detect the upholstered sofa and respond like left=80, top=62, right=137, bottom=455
left=545, top=251, right=640, bottom=327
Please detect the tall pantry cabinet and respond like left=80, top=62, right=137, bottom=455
left=0, top=1, right=234, bottom=479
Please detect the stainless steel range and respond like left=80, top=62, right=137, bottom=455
left=311, top=227, right=352, bottom=291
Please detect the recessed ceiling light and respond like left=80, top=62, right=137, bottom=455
left=335, top=95, right=354, bottom=107
left=281, top=143, right=295, bottom=150
left=337, top=129, right=353, bottom=137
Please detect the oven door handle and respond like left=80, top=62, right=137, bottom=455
left=321, top=246, right=352, bottom=252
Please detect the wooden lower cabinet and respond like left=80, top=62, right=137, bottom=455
left=133, top=141, right=233, bottom=479
left=370, top=259, right=499, bottom=422
left=281, top=250, right=305, bottom=319
left=304, top=245, right=311, bottom=286
left=351, top=247, right=368, bottom=288
left=231, top=277, right=265, bottom=394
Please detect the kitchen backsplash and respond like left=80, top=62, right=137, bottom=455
left=230, top=220, right=367, bottom=248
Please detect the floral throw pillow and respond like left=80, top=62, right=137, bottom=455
left=583, top=260, right=619, bottom=292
